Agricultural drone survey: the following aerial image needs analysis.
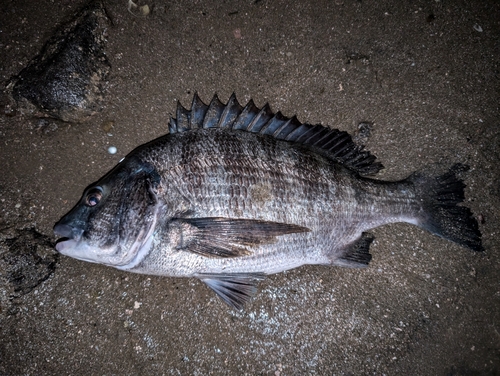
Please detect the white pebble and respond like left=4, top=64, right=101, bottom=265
left=108, top=146, right=117, bottom=154
left=473, top=24, right=483, bottom=32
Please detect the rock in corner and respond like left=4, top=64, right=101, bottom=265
left=7, top=1, right=111, bottom=122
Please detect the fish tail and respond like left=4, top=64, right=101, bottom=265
left=409, top=164, right=483, bottom=252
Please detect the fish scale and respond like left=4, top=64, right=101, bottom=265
left=158, top=131, right=334, bottom=222
left=54, top=94, right=483, bottom=310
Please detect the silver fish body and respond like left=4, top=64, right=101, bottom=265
left=54, top=94, right=483, bottom=309
left=130, top=129, right=413, bottom=275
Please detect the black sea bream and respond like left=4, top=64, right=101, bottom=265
left=54, top=94, right=483, bottom=309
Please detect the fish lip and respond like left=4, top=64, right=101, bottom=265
left=54, top=237, right=99, bottom=264
left=55, top=237, right=76, bottom=253
left=54, top=222, right=83, bottom=240
left=53, top=223, right=84, bottom=252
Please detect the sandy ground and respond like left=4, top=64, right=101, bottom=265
left=0, top=0, right=499, bottom=374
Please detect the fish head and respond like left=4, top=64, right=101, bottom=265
left=54, top=156, right=162, bottom=269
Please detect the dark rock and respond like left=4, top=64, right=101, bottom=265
left=354, top=121, right=374, bottom=145
left=0, top=228, right=58, bottom=315
left=7, top=1, right=111, bottom=122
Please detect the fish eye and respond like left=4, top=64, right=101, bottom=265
left=85, top=187, right=103, bottom=207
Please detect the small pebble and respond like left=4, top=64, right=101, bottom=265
left=473, top=24, right=483, bottom=32
left=139, top=4, right=150, bottom=16
left=101, top=120, right=115, bottom=133
left=108, top=146, right=117, bottom=154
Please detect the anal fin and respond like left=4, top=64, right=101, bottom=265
left=336, top=232, right=374, bottom=268
left=197, top=273, right=266, bottom=310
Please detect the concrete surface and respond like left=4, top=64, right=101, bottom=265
left=0, top=0, right=499, bottom=374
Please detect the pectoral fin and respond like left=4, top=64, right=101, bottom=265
left=171, top=217, right=309, bottom=258
left=197, top=273, right=266, bottom=310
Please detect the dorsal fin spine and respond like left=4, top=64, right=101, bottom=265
left=304, top=126, right=330, bottom=145
left=321, top=133, right=344, bottom=150
left=272, top=117, right=293, bottom=137
left=311, top=129, right=335, bottom=147
left=190, top=93, right=208, bottom=129
left=296, top=124, right=318, bottom=143
left=259, top=113, right=283, bottom=136
left=283, top=123, right=308, bottom=141
left=203, top=94, right=224, bottom=128
left=328, top=137, right=350, bottom=155
left=246, top=104, right=271, bottom=132
left=217, top=93, right=241, bottom=129
left=175, top=101, right=190, bottom=132
left=168, top=118, right=177, bottom=133
left=232, top=100, right=258, bottom=130
left=169, top=93, right=383, bottom=176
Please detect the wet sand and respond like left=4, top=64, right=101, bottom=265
left=1, top=0, right=499, bottom=374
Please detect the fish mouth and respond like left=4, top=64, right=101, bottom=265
left=53, top=235, right=100, bottom=264
left=55, top=237, right=77, bottom=253
left=53, top=223, right=87, bottom=258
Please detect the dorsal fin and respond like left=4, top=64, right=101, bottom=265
left=168, top=93, right=383, bottom=175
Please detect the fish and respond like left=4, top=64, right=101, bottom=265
left=53, top=93, right=483, bottom=309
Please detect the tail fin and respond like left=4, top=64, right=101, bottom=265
left=409, top=164, right=483, bottom=252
